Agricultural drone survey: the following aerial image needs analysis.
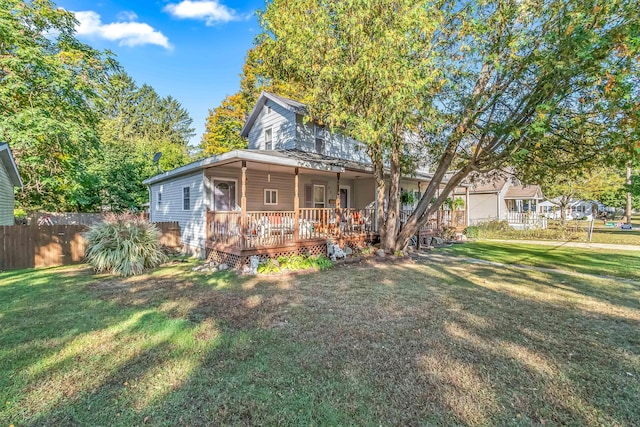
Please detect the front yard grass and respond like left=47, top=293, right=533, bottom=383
left=439, top=241, right=640, bottom=280
left=1, top=256, right=638, bottom=426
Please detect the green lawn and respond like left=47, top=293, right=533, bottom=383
left=1, top=256, right=639, bottom=426
left=439, top=241, right=640, bottom=280
left=475, top=214, right=640, bottom=245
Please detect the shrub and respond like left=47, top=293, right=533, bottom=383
left=260, top=254, right=333, bottom=274
left=258, top=258, right=281, bottom=274
left=464, top=226, right=479, bottom=238
left=84, top=213, right=167, bottom=276
left=308, top=254, right=333, bottom=270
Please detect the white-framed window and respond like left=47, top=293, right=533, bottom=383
left=264, top=189, right=278, bottom=205
left=183, top=186, right=191, bottom=210
left=265, top=127, right=273, bottom=150
left=315, top=124, right=325, bottom=153
left=313, top=184, right=325, bottom=208
left=266, top=105, right=272, bottom=115
left=157, top=190, right=162, bottom=208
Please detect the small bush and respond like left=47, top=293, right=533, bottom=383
left=308, top=254, right=333, bottom=270
left=84, top=213, right=167, bottom=276
left=258, top=258, right=281, bottom=274
left=464, top=226, right=479, bottom=238
left=259, top=254, right=333, bottom=274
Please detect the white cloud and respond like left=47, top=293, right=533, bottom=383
left=163, top=0, right=244, bottom=25
left=116, top=11, right=138, bottom=22
left=74, top=11, right=172, bottom=49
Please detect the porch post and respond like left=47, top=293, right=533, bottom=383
left=336, top=172, right=341, bottom=237
left=294, top=167, right=300, bottom=240
left=465, top=186, right=470, bottom=227
left=241, top=161, right=247, bottom=249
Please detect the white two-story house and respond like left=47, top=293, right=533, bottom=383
left=144, top=92, right=468, bottom=265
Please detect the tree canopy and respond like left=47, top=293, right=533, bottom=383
left=0, top=0, right=116, bottom=211
left=256, top=0, right=640, bottom=250
left=0, top=0, right=194, bottom=213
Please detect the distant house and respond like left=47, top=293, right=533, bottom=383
left=457, top=173, right=544, bottom=227
left=538, top=198, right=599, bottom=220
left=0, top=143, right=23, bottom=225
left=144, top=92, right=469, bottom=262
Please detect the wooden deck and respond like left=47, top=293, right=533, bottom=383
left=205, top=208, right=465, bottom=268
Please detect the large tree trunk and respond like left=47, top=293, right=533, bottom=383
left=369, top=145, right=387, bottom=244
left=382, top=138, right=401, bottom=251
left=625, top=163, right=632, bottom=224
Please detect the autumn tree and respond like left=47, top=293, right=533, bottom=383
left=201, top=48, right=305, bottom=156
left=257, top=0, right=640, bottom=251
left=0, top=0, right=116, bottom=211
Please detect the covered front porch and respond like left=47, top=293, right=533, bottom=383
left=201, top=150, right=467, bottom=266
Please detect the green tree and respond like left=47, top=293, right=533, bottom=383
left=94, top=72, right=193, bottom=211
left=540, top=168, right=625, bottom=220
left=99, top=73, right=194, bottom=147
left=0, top=0, right=117, bottom=211
left=257, top=0, right=640, bottom=251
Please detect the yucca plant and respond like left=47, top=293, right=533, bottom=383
left=84, top=213, right=167, bottom=276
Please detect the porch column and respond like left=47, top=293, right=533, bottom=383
left=294, top=167, right=300, bottom=240
left=241, top=161, right=247, bottom=249
left=465, top=186, right=470, bottom=227
left=336, top=172, right=341, bottom=237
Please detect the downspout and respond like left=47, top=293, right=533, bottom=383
left=147, top=185, right=152, bottom=222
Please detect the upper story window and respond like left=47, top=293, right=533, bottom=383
left=315, top=124, right=325, bottom=154
left=266, top=105, right=272, bottom=115
left=183, top=186, right=191, bottom=210
left=265, top=128, right=273, bottom=150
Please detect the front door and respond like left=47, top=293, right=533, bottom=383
left=339, top=187, right=349, bottom=210
left=212, top=180, right=236, bottom=211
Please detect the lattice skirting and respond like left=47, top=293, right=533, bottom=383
left=206, top=242, right=328, bottom=270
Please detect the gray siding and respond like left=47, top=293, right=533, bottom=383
left=150, top=171, right=206, bottom=256
left=247, top=100, right=296, bottom=150
left=295, top=118, right=370, bottom=163
left=245, top=100, right=370, bottom=164
left=0, top=160, right=14, bottom=225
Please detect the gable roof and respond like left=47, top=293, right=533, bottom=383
left=240, top=91, right=307, bottom=138
left=0, top=143, right=23, bottom=187
left=504, top=184, right=543, bottom=200
left=469, top=177, right=508, bottom=194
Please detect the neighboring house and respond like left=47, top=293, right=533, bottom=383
left=456, top=173, right=544, bottom=227
left=0, top=143, right=23, bottom=225
left=144, top=92, right=469, bottom=263
left=538, top=198, right=599, bottom=220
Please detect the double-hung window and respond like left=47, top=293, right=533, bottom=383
left=265, top=128, right=273, bottom=150
left=183, top=187, right=190, bottom=210
left=264, top=189, right=278, bottom=205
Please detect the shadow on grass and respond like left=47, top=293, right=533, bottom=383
left=2, top=260, right=639, bottom=426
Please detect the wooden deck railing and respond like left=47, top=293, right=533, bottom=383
left=399, top=209, right=466, bottom=231
left=207, top=208, right=465, bottom=249
left=207, top=211, right=242, bottom=247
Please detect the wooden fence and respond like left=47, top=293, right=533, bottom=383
left=0, top=222, right=180, bottom=271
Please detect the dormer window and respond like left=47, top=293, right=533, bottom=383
left=315, top=124, right=325, bottom=154
left=265, top=128, right=272, bottom=150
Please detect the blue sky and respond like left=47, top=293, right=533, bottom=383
left=56, top=0, right=266, bottom=146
